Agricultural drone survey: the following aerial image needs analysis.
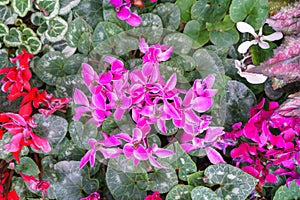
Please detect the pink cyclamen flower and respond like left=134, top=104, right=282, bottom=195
left=109, top=0, right=142, bottom=26
left=80, top=135, right=123, bottom=168
left=20, top=173, right=50, bottom=198
left=80, top=192, right=100, bottom=200
left=145, top=191, right=162, bottom=200
left=147, top=144, right=174, bottom=169
left=236, top=22, right=283, bottom=54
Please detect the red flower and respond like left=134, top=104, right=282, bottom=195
left=0, top=49, right=34, bottom=101
left=0, top=190, right=20, bottom=200
left=20, top=173, right=50, bottom=197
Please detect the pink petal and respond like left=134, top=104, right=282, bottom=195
left=116, top=133, right=132, bottom=142
left=116, top=6, right=131, bottom=20
left=74, top=88, right=89, bottom=107
left=192, top=97, right=212, bottom=112
left=142, top=62, right=154, bottom=76
left=121, top=96, right=132, bottom=109
left=100, top=147, right=122, bottom=159
left=132, top=128, right=143, bottom=141
left=109, top=0, right=122, bottom=8
left=31, top=133, right=51, bottom=153
left=266, top=174, right=277, bottom=183
left=79, top=150, right=93, bottom=168
left=99, top=72, right=112, bottom=84
left=205, top=127, right=224, bottom=143
left=133, top=146, right=148, bottom=160
left=123, top=144, right=134, bottom=159
left=99, top=136, right=122, bottom=147
left=139, top=38, right=149, bottom=53
left=202, top=75, right=215, bottom=89
left=258, top=40, right=270, bottom=49
left=238, top=41, right=257, bottom=54
left=72, top=106, right=90, bottom=120
left=181, top=143, right=195, bottom=153
left=242, top=166, right=259, bottom=178
left=183, top=89, right=194, bottom=107
left=157, top=46, right=173, bottom=62
left=152, top=147, right=174, bottom=158
left=157, top=119, right=166, bottom=133
left=164, top=73, right=177, bottom=92
left=180, top=132, right=193, bottom=143
left=114, top=108, right=125, bottom=120
left=81, top=63, right=95, bottom=86
left=205, top=147, right=226, bottom=164
left=126, top=13, right=142, bottom=27
left=148, top=155, right=166, bottom=169
left=236, top=22, right=257, bottom=37
left=92, top=93, right=106, bottom=110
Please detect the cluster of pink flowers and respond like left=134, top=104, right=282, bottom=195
left=0, top=49, right=71, bottom=197
left=109, top=0, right=156, bottom=26
left=74, top=38, right=226, bottom=170
left=224, top=98, right=300, bottom=186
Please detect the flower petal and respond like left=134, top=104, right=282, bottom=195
left=126, top=13, right=142, bottom=27
left=74, top=88, right=89, bottom=107
left=116, top=6, right=131, bottom=20
left=262, top=32, right=283, bottom=41
left=205, top=147, right=226, bottom=164
left=237, top=41, right=257, bottom=54
left=236, top=22, right=257, bottom=37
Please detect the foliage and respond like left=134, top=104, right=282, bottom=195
left=0, top=0, right=299, bottom=200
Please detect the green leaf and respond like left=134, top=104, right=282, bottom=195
left=63, top=53, right=86, bottom=75
left=73, top=0, right=103, bottom=29
left=37, top=21, right=48, bottom=36
left=0, top=0, right=9, bottom=6
left=55, top=74, right=88, bottom=97
left=66, top=17, right=92, bottom=48
left=187, top=171, right=205, bottom=187
left=16, top=157, right=40, bottom=176
left=209, top=28, right=239, bottom=47
left=26, top=36, right=42, bottom=55
left=53, top=161, right=99, bottom=199
left=59, top=0, right=81, bottom=15
left=147, top=161, right=178, bottom=193
left=33, top=51, right=66, bottom=85
left=221, top=80, right=256, bottom=128
left=0, top=49, right=11, bottom=68
left=191, top=186, right=221, bottom=200
left=36, top=0, right=59, bottom=19
left=45, top=17, right=68, bottom=42
left=164, top=142, right=197, bottom=181
left=153, top=3, right=180, bottom=30
left=229, top=0, right=269, bottom=30
left=22, top=27, right=37, bottom=40
left=206, top=15, right=235, bottom=32
left=57, top=140, right=86, bottom=161
left=114, top=34, right=139, bottom=56
left=30, top=12, right=45, bottom=26
left=127, top=13, right=163, bottom=44
left=106, top=155, right=148, bottom=200
left=69, top=121, right=99, bottom=150
left=0, top=22, right=8, bottom=37
left=183, top=20, right=209, bottom=48
left=163, top=33, right=193, bottom=54
left=92, top=21, right=123, bottom=47
left=250, top=42, right=277, bottom=66
left=33, top=114, right=68, bottom=153
left=3, top=27, right=22, bottom=47
left=175, top=0, right=196, bottom=22
left=166, top=184, right=193, bottom=200
left=101, top=114, right=118, bottom=133
left=273, top=180, right=300, bottom=200
left=78, top=32, right=92, bottom=55
left=191, top=0, right=230, bottom=24
left=204, top=164, right=257, bottom=200
left=11, top=0, right=32, bottom=17
left=0, top=132, right=12, bottom=160
left=0, top=5, right=18, bottom=24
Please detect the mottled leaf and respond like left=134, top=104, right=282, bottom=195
left=36, top=0, right=59, bottom=19
left=11, top=0, right=32, bottom=17
left=15, top=157, right=40, bottom=176
left=0, top=21, right=8, bottom=36
left=273, top=180, right=300, bottom=200
left=183, top=20, right=209, bottom=48
left=3, top=27, right=22, bottom=47
left=163, top=33, right=193, bottom=54
left=26, top=36, right=42, bottom=55
left=66, top=17, right=92, bottom=48
left=45, top=17, right=68, bottom=42
left=191, top=186, right=221, bottom=200
left=205, top=164, right=257, bottom=200
left=166, top=184, right=193, bottom=200
left=209, top=28, right=239, bottom=47
left=59, top=0, right=81, bottom=15
left=153, top=3, right=180, bottom=30
left=187, top=171, right=205, bottom=187
left=175, top=0, right=196, bottom=22
left=0, top=5, right=18, bottom=24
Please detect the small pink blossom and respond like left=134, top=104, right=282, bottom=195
left=80, top=192, right=100, bottom=200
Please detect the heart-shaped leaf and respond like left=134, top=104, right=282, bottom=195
left=166, top=184, right=193, bottom=200
left=147, top=161, right=178, bottom=193
left=229, top=0, right=269, bottom=30
left=66, top=17, right=92, bottom=48
left=0, top=0, right=9, bottom=6
left=0, top=132, right=12, bottom=160
left=183, top=20, right=209, bottom=48
left=221, top=80, right=256, bottom=128
left=191, top=0, right=230, bottom=24
left=11, top=0, right=32, bottom=17
left=209, top=28, right=239, bottom=47
left=163, top=33, right=193, bottom=54
left=52, top=161, right=99, bottom=199
left=273, top=180, right=300, bottom=200
left=163, top=142, right=197, bottom=181
left=204, top=164, right=257, bottom=200
left=45, top=17, right=68, bottom=42
left=92, top=21, right=123, bottom=47
left=175, top=0, right=196, bottom=22
left=187, top=171, right=205, bottom=187
left=36, top=0, right=59, bottom=19
left=0, top=21, right=8, bottom=37
left=191, top=186, right=221, bottom=200
left=106, top=155, right=148, bottom=200
left=3, top=27, right=22, bottom=47
left=153, top=3, right=180, bottom=30
left=59, top=0, right=81, bottom=15
left=69, top=121, right=99, bottom=150
left=15, top=157, right=40, bottom=176
left=33, top=114, right=68, bottom=153
left=33, top=51, right=66, bottom=85
left=26, top=36, right=42, bottom=54
left=0, top=5, right=18, bottom=24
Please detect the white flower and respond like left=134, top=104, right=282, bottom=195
left=235, top=56, right=268, bottom=84
left=236, top=22, right=283, bottom=54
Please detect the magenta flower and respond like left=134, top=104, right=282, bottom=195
left=109, top=0, right=142, bottom=26
left=147, top=144, right=174, bottom=169
left=145, top=191, right=162, bottom=200
left=80, top=192, right=100, bottom=200
left=116, top=128, right=148, bottom=166
left=20, top=173, right=50, bottom=198
left=80, top=135, right=122, bottom=168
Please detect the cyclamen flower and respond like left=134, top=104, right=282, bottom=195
left=145, top=191, right=162, bottom=200
left=236, top=22, right=283, bottom=54
left=20, top=173, right=50, bottom=198
left=79, top=135, right=123, bottom=168
left=81, top=192, right=100, bottom=200
left=0, top=49, right=34, bottom=100
left=109, top=0, right=142, bottom=26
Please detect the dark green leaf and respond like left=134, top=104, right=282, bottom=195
left=175, top=0, right=196, bottom=22
left=191, top=186, right=221, bottom=200
left=3, top=28, right=22, bottom=47
left=209, top=28, right=239, bottom=47
left=11, top=0, right=32, bottom=17
left=16, top=157, right=40, bottom=176
left=166, top=184, right=193, bottom=200
left=187, top=171, right=205, bottom=187
left=273, top=180, right=300, bottom=200
left=153, top=3, right=180, bottom=30
left=183, top=20, right=209, bottom=48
